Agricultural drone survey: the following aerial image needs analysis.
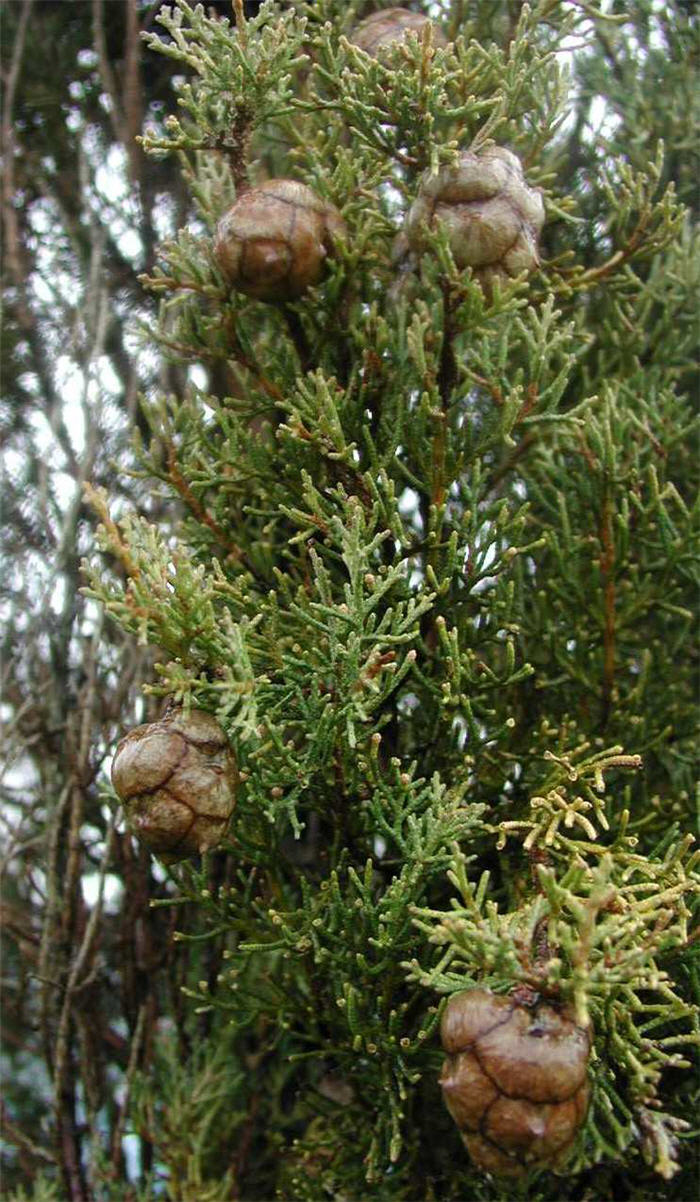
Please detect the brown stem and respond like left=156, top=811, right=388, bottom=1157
left=92, top=0, right=142, bottom=188
left=488, top=432, right=536, bottom=493
left=222, top=313, right=285, bottom=403
left=165, top=442, right=252, bottom=569
left=92, top=0, right=129, bottom=155
left=599, top=485, right=616, bottom=727
left=431, top=283, right=459, bottom=515
left=232, top=1090, right=260, bottom=1197
left=83, top=484, right=143, bottom=581
left=557, top=209, right=650, bottom=290
left=57, top=1070, right=90, bottom=1202
left=110, top=1003, right=148, bottom=1173
left=123, top=0, right=143, bottom=162
left=437, top=281, right=458, bottom=416
left=1, top=0, right=31, bottom=284
left=1, top=0, right=73, bottom=443
left=423, top=283, right=457, bottom=652
left=281, top=306, right=313, bottom=373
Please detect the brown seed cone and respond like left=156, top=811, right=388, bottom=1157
left=213, top=179, right=346, bottom=302
left=405, top=146, right=545, bottom=289
left=111, top=707, right=237, bottom=860
left=440, top=989, right=591, bottom=1177
left=351, top=8, right=447, bottom=56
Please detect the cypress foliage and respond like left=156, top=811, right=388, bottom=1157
left=77, top=2, right=698, bottom=1198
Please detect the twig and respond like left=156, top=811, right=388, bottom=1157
left=281, top=306, right=313, bottom=373
left=110, top=1003, right=148, bottom=1172
left=436, top=281, right=458, bottom=413
left=232, top=1090, right=260, bottom=1197
left=92, top=0, right=140, bottom=185
left=1, top=0, right=31, bottom=286
left=0, top=1101, right=55, bottom=1166
left=165, top=441, right=249, bottom=565
left=599, top=484, right=616, bottom=727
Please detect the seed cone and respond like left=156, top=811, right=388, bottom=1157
left=350, top=8, right=447, bottom=56
left=111, top=707, right=237, bottom=860
left=440, top=989, right=591, bottom=1177
left=406, top=146, right=545, bottom=290
left=213, top=179, right=346, bottom=302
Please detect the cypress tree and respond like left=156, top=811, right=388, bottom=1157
left=58, top=1, right=700, bottom=1198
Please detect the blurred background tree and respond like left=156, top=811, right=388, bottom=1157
left=1, top=2, right=258, bottom=1196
